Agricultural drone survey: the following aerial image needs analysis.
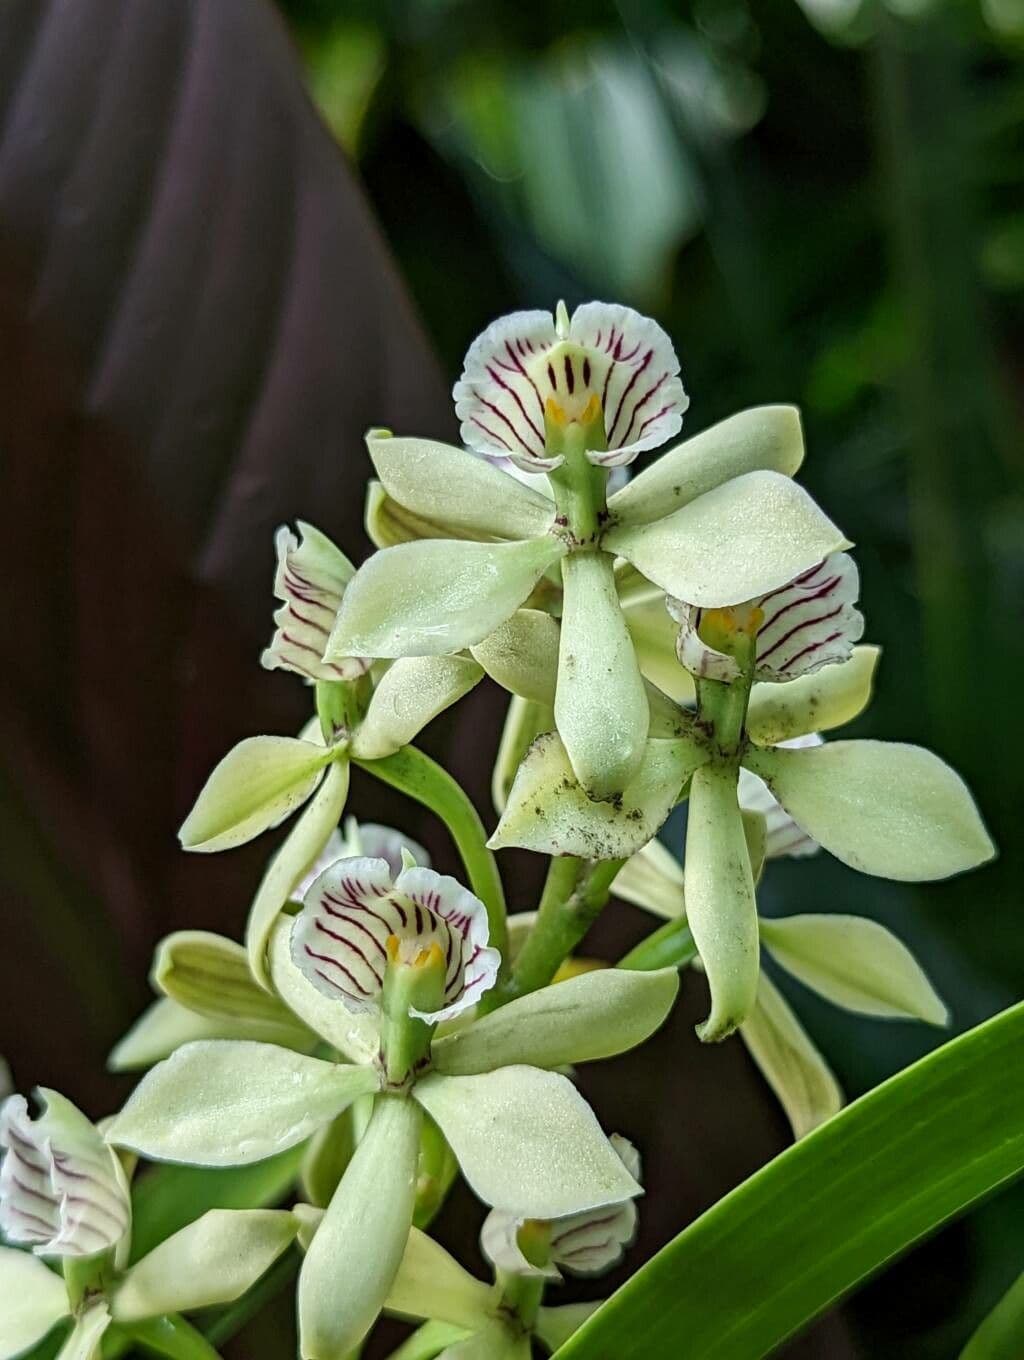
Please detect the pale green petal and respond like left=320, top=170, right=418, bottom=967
left=299, top=1095, right=420, bottom=1360
left=266, top=917, right=379, bottom=1064
left=384, top=1227, right=494, bottom=1330
left=112, top=1209, right=299, bottom=1321
left=108, top=997, right=309, bottom=1072
left=603, top=471, right=850, bottom=608
left=744, top=740, right=995, bottom=882
left=607, top=406, right=804, bottom=526
left=534, top=1302, right=603, bottom=1353
left=613, top=837, right=685, bottom=920
left=414, top=1068, right=640, bottom=1218
left=152, top=931, right=315, bottom=1047
left=0, top=1246, right=69, bottom=1359
left=366, top=481, right=455, bottom=549
left=760, top=914, right=949, bottom=1024
left=325, top=537, right=565, bottom=660
left=389, top=1321, right=469, bottom=1360
left=555, top=551, right=649, bottom=799
left=489, top=732, right=705, bottom=861
left=54, top=1305, right=109, bottom=1360
left=246, top=759, right=350, bottom=988
left=740, top=972, right=844, bottom=1141
left=684, top=764, right=759, bottom=1041
left=106, top=1041, right=379, bottom=1166
left=746, top=646, right=879, bottom=746
left=471, top=609, right=559, bottom=706
left=352, top=656, right=483, bottom=760
left=366, top=432, right=553, bottom=541
left=622, top=588, right=697, bottom=706
left=179, top=737, right=333, bottom=852
left=491, top=696, right=553, bottom=813
left=431, top=968, right=678, bottom=1076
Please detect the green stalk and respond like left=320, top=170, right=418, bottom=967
left=112, top=1314, right=225, bottom=1360
left=618, top=918, right=697, bottom=973
left=354, top=746, right=508, bottom=965
left=202, top=1250, right=300, bottom=1347
left=485, top=857, right=625, bottom=1008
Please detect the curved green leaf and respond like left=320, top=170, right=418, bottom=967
left=556, top=1001, right=1024, bottom=1360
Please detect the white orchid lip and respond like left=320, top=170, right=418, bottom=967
left=668, top=551, right=864, bottom=684
left=738, top=735, right=823, bottom=858
left=261, top=521, right=372, bottom=683
left=480, top=1135, right=640, bottom=1280
left=453, top=302, right=688, bottom=473
left=291, top=857, right=500, bottom=1024
left=0, top=1091, right=130, bottom=1258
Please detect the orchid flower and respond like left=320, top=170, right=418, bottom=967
left=325, top=301, right=849, bottom=801
left=109, top=818, right=431, bottom=1073
left=495, top=567, right=992, bottom=1040
left=176, top=521, right=481, bottom=987
left=616, top=777, right=951, bottom=1140
left=106, top=858, right=677, bottom=1360
left=0, top=1090, right=297, bottom=1360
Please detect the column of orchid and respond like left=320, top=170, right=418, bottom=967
left=0, top=301, right=993, bottom=1360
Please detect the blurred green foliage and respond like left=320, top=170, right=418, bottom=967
left=278, top=1, right=1022, bottom=1354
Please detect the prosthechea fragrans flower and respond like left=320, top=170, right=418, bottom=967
left=325, top=300, right=849, bottom=802
left=494, top=561, right=993, bottom=1041
left=0, top=1090, right=298, bottom=1360
left=176, top=521, right=481, bottom=987
left=107, top=858, right=677, bottom=1360
left=616, top=775, right=950, bottom=1141
left=108, top=820, right=433, bottom=1074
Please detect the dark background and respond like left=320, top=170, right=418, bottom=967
left=0, top=0, right=1020, bottom=1355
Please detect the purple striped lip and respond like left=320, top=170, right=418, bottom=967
left=291, top=856, right=500, bottom=1025
left=454, top=302, right=687, bottom=473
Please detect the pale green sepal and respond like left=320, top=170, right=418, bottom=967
left=389, top=1321, right=469, bottom=1360
left=645, top=680, right=692, bottom=739
left=556, top=551, right=649, bottom=799
left=366, top=432, right=554, bottom=541
left=439, top=1323, right=528, bottom=1360
left=613, top=837, right=685, bottom=920
left=743, top=740, right=995, bottom=882
left=325, top=536, right=565, bottom=660
left=740, top=971, right=844, bottom=1141
left=152, top=931, right=315, bottom=1048
left=246, top=758, right=350, bottom=988
left=352, top=656, right=483, bottom=760
left=178, top=737, right=333, bottom=852
left=471, top=609, right=559, bottom=707
left=607, top=406, right=804, bottom=526
left=489, top=732, right=705, bottom=861
left=622, top=589, right=696, bottom=706
left=534, top=1302, right=603, bottom=1352
left=299, top=1094, right=421, bottom=1360
left=54, top=1303, right=109, bottom=1360
left=267, top=917, right=379, bottom=1064
left=367, top=481, right=479, bottom=550
left=685, top=764, right=759, bottom=1041
left=0, top=1246, right=69, bottom=1359
left=431, top=968, right=678, bottom=1075
left=603, top=471, right=850, bottom=608
left=111, top=1209, right=299, bottom=1321
left=413, top=1068, right=640, bottom=1218
left=760, top=915, right=949, bottom=1025
left=384, top=1227, right=494, bottom=1330
left=108, top=998, right=279, bottom=1071
left=106, top=1041, right=379, bottom=1166
left=746, top=646, right=879, bottom=747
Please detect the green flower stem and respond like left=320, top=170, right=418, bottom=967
left=111, top=1314, right=226, bottom=1360
left=354, top=746, right=508, bottom=966
left=484, top=857, right=625, bottom=1009
left=618, top=918, right=698, bottom=972
left=546, top=425, right=608, bottom=544
left=381, top=948, right=443, bottom=1086
left=496, top=1267, right=546, bottom=1332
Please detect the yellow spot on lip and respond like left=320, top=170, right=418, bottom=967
left=412, top=940, right=445, bottom=971
left=386, top=933, right=400, bottom=964
left=701, top=604, right=764, bottom=640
